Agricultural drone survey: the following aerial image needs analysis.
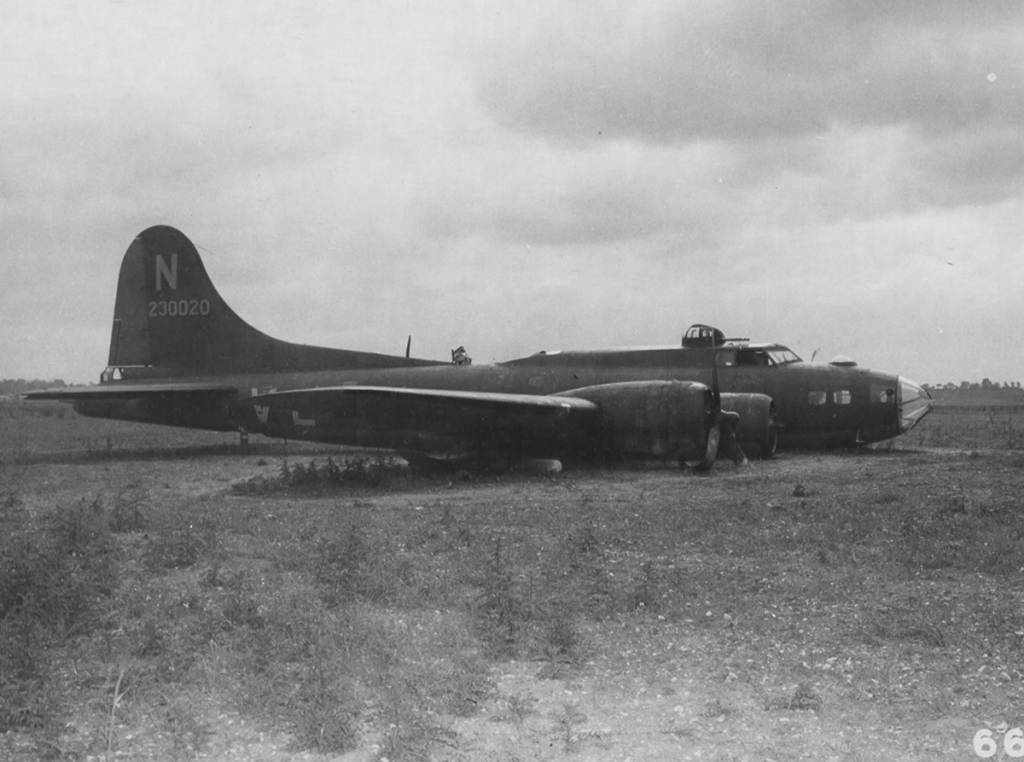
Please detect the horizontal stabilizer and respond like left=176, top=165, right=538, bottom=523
left=25, top=382, right=240, bottom=432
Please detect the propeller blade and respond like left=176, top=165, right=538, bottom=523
left=686, top=421, right=721, bottom=471
left=686, top=334, right=735, bottom=471
left=707, top=329, right=724, bottom=412
left=717, top=410, right=748, bottom=466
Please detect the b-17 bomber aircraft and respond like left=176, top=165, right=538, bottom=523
left=27, top=226, right=932, bottom=471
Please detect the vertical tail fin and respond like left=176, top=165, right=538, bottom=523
left=107, top=225, right=438, bottom=376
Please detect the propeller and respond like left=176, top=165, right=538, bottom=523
left=683, top=335, right=747, bottom=471
left=405, top=335, right=412, bottom=359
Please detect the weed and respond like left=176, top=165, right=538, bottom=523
left=0, top=678, right=57, bottom=733
left=492, top=693, right=537, bottom=724
left=135, top=618, right=165, bottom=657
left=534, top=611, right=583, bottom=680
left=233, top=455, right=403, bottom=494
left=378, top=676, right=458, bottom=761
left=551, top=701, right=588, bottom=754
left=109, top=486, right=148, bottom=533
left=201, top=561, right=222, bottom=588
left=221, top=589, right=265, bottom=630
left=898, top=505, right=975, bottom=572
left=51, top=496, right=111, bottom=558
left=897, top=621, right=946, bottom=648
left=289, top=648, right=361, bottom=754
left=473, top=537, right=531, bottom=657
left=984, top=604, right=1024, bottom=651
left=224, top=589, right=365, bottom=753
left=560, top=524, right=616, bottom=617
left=0, top=497, right=119, bottom=735
left=788, top=682, right=823, bottom=711
left=0, top=618, right=56, bottom=732
left=766, top=682, right=822, bottom=711
left=701, top=697, right=737, bottom=719
left=542, top=613, right=581, bottom=665
left=104, top=665, right=130, bottom=756
left=630, top=560, right=661, bottom=612
left=161, top=697, right=212, bottom=759
left=860, top=605, right=947, bottom=648
left=315, top=524, right=393, bottom=606
left=144, top=513, right=217, bottom=570
left=564, top=524, right=603, bottom=567
left=435, top=649, right=494, bottom=718
left=976, top=532, right=1024, bottom=575
left=2, top=498, right=115, bottom=633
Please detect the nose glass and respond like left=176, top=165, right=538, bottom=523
left=897, top=377, right=932, bottom=432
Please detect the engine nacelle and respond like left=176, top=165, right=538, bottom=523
left=562, top=380, right=714, bottom=462
left=720, top=392, right=777, bottom=458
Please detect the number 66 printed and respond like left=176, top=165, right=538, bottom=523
left=975, top=727, right=1024, bottom=758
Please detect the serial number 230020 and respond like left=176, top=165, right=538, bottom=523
left=148, top=299, right=211, bottom=318
left=975, top=727, right=1024, bottom=758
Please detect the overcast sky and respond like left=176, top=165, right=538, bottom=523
left=3, top=1, right=1022, bottom=385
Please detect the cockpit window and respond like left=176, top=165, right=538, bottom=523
left=734, top=347, right=801, bottom=367
left=736, top=349, right=772, bottom=366
left=768, top=349, right=801, bottom=365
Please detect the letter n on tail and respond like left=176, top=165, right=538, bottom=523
left=155, top=253, right=178, bottom=291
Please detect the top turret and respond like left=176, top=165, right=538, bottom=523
left=681, top=324, right=726, bottom=348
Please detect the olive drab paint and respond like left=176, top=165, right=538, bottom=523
left=27, top=225, right=932, bottom=467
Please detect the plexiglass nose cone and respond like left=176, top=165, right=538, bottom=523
left=898, top=377, right=932, bottom=432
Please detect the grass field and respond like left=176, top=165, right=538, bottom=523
left=2, top=400, right=1024, bottom=760
left=898, top=400, right=1024, bottom=452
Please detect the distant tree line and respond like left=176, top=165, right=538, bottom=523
left=0, top=378, right=66, bottom=395
left=925, top=380, right=1024, bottom=397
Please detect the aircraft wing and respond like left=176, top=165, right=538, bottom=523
left=233, top=385, right=600, bottom=460
left=24, top=382, right=239, bottom=400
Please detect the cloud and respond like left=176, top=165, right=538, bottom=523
left=412, top=139, right=739, bottom=247
left=2, top=1, right=1022, bottom=385
left=471, top=2, right=1024, bottom=211
left=907, top=126, right=1024, bottom=207
left=476, top=2, right=1024, bottom=142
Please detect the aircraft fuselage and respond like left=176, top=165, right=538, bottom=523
left=38, top=225, right=931, bottom=465
left=75, top=345, right=918, bottom=449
